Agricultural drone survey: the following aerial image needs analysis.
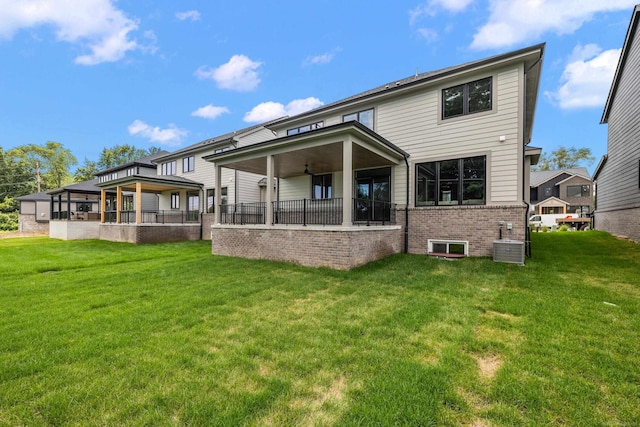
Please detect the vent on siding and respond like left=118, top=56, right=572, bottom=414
left=493, top=240, right=525, bottom=265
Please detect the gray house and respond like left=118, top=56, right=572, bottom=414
left=595, top=4, right=640, bottom=242
left=530, top=168, right=592, bottom=217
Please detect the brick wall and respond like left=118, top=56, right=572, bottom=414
left=403, top=205, right=527, bottom=257
left=594, top=207, right=640, bottom=243
left=18, top=214, right=49, bottom=234
left=211, top=225, right=403, bottom=270
left=99, top=224, right=201, bottom=244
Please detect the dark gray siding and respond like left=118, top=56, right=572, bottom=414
left=599, top=26, right=640, bottom=211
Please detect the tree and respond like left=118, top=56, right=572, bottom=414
left=73, top=158, right=100, bottom=182
left=532, top=146, right=595, bottom=171
left=8, top=141, right=77, bottom=190
left=96, top=144, right=162, bottom=170
left=0, top=146, right=37, bottom=200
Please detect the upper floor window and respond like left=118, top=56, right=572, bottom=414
left=183, top=156, right=194, bottom=173
left=161, top=161, right=176, bottom=176
left=312, top=174, right=332, bottom=199
left=99, top=172, right=118, bottom=182
left=416, top=156, right=486, bottom=206
left=442, top=77, right=492, bottom=119
left=567, top=184, right=590, bottom=198
left=214, top=146, right=230, bottom=154
left=343, top=108, right=374, bottom=130
left=287, top=121, right=324, bottom=136
left=126, top=167, right=137, bottom=176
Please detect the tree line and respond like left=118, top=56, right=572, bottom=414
left=0, top=142, right=160, bottom=230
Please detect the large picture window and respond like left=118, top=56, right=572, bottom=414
left=206, top=187, right=228, bottom=213
left=416, top=156, right=486, bottom=206
left=567, top=184, right=590, bottom=198
left=442, top=77, right=492, bottom=119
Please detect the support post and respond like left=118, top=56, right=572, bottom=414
left=342, top=138, right=353, bottom=226
left=214, top=165, right=222, bottom=224
left=100, top=189, right=106, bottom=223
left=116, top=186, right=122, bottom=224
left=266, top=155, right=274, bottom=225
left=135, top=182, right=142, bottom=224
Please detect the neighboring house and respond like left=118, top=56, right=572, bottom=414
left=529, top=168, right=592, bottom=217
left=93, top=124, right=274, bottom=243
left=595, top=4, right=640, bottom=243
left=17, top=179, right=107, bottom=234
left=205, top=43, right=545, bottom=269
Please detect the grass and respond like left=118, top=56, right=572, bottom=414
left=0, top=232, right=639, bottom=426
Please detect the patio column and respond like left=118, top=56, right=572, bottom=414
left=342, top=138, right=353, bottom=226
left=135, top=182, right=142, bottom=224
left=266, top=154, right=274, bottom=225
left=214, top=164, right=222, bottom=224
left=116, top=186, right=122, bottom=224
left=100, top=189, right=106, bottom=223
left=66, top=190, right=71, bottom=221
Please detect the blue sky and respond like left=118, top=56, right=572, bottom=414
left=1, top=0, right=637, bottom=175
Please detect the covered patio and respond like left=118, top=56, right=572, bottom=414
left=95, top=175, right=205, bottom=243
left=204, top=121, right=409, bottom=269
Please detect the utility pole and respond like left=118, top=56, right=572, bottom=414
left=36, top=160, right=41, bottom=192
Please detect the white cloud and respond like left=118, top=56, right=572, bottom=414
left=303, top=48, right=341, bottom=66
left=410, top=0, right=474, bottom=25
left=244, top=97, right=324, bottom=123
left=544, top=44, right=621, bottom=109
left=176, top=10, right=201, bottom=21
left=470, top=0, right=637, bottom=50
left=0, top=0, right=141, bottom=65
left=195, top=55, right=262, bottom=92
left=417, top=27, right=439, bottom=43
left=128, top=120, right=188, bottom=146
left=191, top=104, right=230, bottom=120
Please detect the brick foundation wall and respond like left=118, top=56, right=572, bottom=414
left=201, top=214, right=215, bottom=240
left=99, top=224, right=201, bottom=244
left=594, top=207, right=640, bottom=243
left=18, top=214, right=49, bottom=234
left=403, top=205, right=527, bottom=257
left=211, top=225, right=403, bottom=270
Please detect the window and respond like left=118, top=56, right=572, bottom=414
left=99, top=172, right=119, bottom=182
left=126, top=167, right=137, bottom=176
left=343, top=108, right=374, bottom=130
left=287, top=121, right=324, bottom=136
left=428, top=239, right=468, bottom=256
left=162, top=161, right=176, bottom=176
left=214, top=146, right=230, bottom=154
left=567, top=184, right=590, bottom=198
left=122, top=195, right=133, bottom=211
left=568, top=205, right=590, bottom=215
left=312, top=174, right=332, bottom=199
left=206, top=187, right=228, bottom=213
left=442, top=77, right=492, bottom=119
left=416, top=156, right=486, bottom=206
left=171, top=192, right=180, bottom=209
left=183, top=156, right=194, bottom=173
left=542, top=206, right=563, bottom=214
left=77, top=202, right=92, bottom=212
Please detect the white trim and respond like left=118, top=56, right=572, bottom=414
left=428, top=239, right=469, bottom=256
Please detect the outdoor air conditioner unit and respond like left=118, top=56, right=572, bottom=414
left=493, top=240, right=525, bottom=265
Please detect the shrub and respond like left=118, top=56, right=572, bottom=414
left=0, top=212, right=18, bottom=231
left=559, top=224, right=570, bottom=232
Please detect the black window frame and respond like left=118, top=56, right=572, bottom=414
left=567, top=184, right=590, bottom=198
left=171, top=192, right=180, bottom=209
left=162, top=161, right=176, bottom=176
left=342, top=108, right=374, bottom=130
left=442, top=77, right=492, bottom=120
left=287, top=121, right=324, bottom=136
left=206, top=187, right=228, bottom=213
left=415, top=156, right=486, bottom=206
left=312, top=174, right=332, bottom=200
left=183, top=156, right=195, bottom=173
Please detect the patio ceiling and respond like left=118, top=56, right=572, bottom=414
left=96, top=176, right=202, bottom=193
left=205, top=122, right=408, bottom=178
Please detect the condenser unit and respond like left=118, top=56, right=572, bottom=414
left=493, top=240, right=525, bottom=265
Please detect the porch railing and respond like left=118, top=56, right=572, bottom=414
left=103, top=210, right=201, bottom=224
left=218, top=198, right=396, bottom=226
left=51, top=211, right=101, bottom=221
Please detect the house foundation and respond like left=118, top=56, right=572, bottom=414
left=211, top=225, right=403, bottom=270
left=99, top=224, right=202, bottom=244
left=594, top=207, right=640, bottom=243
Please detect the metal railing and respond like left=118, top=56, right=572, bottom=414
left=51, top=211, right=101, bottom=221
left=218, top=198, right=396, bottom=226
left=220, top=203, right=266, bottom=225
left=104, top=210, right=201, bottom=224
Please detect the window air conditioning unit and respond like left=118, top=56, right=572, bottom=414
left=493, top=240, right=525, bottom=265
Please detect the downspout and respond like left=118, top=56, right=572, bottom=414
left=404, top=155, right=410, bottom=253
left=199, top=184, right=205, bottom=240
left=523, top=55, right=542, bottom=258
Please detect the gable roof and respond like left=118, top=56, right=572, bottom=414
left=96, top=150, right=170, bottom=175
left=601, top=5, right=640, bottom=124
left=268, top=43, right=545, bottom=144
left=530, top=168, right=590, bottom=187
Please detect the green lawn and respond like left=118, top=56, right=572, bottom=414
left=0, top=232, right=638, bottom=426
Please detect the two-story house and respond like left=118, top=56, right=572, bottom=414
left=530, top=168, right=592, bottom=217
left=205, top=43, right=545, bottom=269
left=595, top=5, right=640, bottom=242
